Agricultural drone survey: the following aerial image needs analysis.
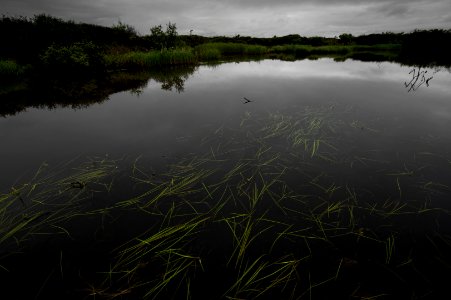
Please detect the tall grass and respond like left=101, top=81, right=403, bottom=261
left=244, top=44, right=267, bottom=55
left=194, top=44, right=222, bottom=61
left=202, top=42, right=247, bottom=55
left=105, top=49, right=197, bottom=70
left=195, top=43, right=267, bottom=61
left=0, top=156, right=118, bottom=250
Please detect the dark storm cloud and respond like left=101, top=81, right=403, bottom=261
left=1, top=0, right=450, bottom=36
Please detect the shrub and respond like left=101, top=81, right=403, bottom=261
left=40, top=41, right=105, bottom=74
left=0, top=60, right=25, bottom=78
left=149, top=22, right=179, bottom=50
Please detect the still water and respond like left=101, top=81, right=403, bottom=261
left=1, top=58, right=451, bottom=298
left=1, top=59, right=451, bottom=190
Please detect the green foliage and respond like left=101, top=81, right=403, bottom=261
left=194, top=44, right=222, bottom=61
left=208, top=42, right=246, bottom=54
left=0, top=60, right=25, bottom=78
left=40, top=41, right=105, bottom=74
left=195, top=43, right=267, bottom=58
left=166, top=22, right=178, bottom=49
left=244, top=44, right=267, bottom=55
left=112, top=20, right=138, bottom=37
left=339, top=33, right=354, bottom=45
left=0, top=14, right=145, bottom=65
left=150, top=22, right=179, bottom=50
left=150, top=24, right=165, bottom=50
left=105, top=49, right=196, bottom=70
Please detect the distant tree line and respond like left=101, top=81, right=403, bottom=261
left=0, top=15, right=143, bottom=64
left=0, top=14, right=186, bottom=76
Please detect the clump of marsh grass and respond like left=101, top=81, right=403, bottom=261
left=195, top=43, right=267, bottom=61
left=104, top=49, right=197, bottom=70
left=244, top=44, right=267, bottom=55
left=194, top=44, right=222, bottom=61
left=0, top=156, right=119, bottom=251
left=224, top=255, right=300, bottom=299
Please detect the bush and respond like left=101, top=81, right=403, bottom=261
left=39, top=41, right=105, bottom=74
left=0, top=60, right=25, bottom=78
left=149, top=22, right=179, bottom=50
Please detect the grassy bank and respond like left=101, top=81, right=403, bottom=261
left=102, top=43, right=402, bottom=70
left=104, top=43, right=269, bottom=69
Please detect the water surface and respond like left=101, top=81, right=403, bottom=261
left=2, top=58, right=451, bottom=298
left=1, top=59, right=451, bottom=190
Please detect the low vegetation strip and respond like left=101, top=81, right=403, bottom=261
left=1, top=43, right=404, bottom=77
left=105, top=49, right=197, bottom=70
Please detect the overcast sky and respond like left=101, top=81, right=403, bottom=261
left=1, top=0, right=451, bottom=37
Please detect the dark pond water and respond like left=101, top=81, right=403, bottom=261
left=2, top=59, right=451, bottom=188
left=1, top=58, right=451, bottom=299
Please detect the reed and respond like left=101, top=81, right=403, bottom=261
left=194, top=44, right=222, bottom=61
left=224, top=255, right=299, bottom=298
left=195, top=43, right=267, bottom=60
left=105, top=49, right=197, bottom=70
left=0, top=156, right=119, bottom=251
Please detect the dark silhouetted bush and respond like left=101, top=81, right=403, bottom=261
left=39, top=41, right=105, bottom=75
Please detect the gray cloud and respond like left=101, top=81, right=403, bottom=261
left=376, top=3, right=410, bottom=17
left=1, top=0, right=450, bottom=36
